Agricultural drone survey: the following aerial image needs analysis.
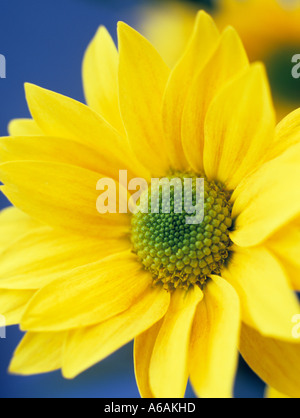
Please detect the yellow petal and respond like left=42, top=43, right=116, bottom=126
left=118, top=22, right=171, bottom=177
left=21, top=252, right=152, bottom=332
left=240, top=323, right=300, bottom=398
left=9, top=331, right=66, bottom=375
left=266, top=219, right=300, bottom=291
left=149, top=286, right=203, bottom=398
left=222, top=246, right=300, bottom=341
left=265, top=386, right=291, bottom=399
left=0, top=135, right=117, bottom=177
left=162, top=11, right=219, bottom=170
left=0, top=289, right=35, bottom=325
left=182, top=26, right=248, bottom=173
left=0, top=134, right=150, bottom=184
left=189, top=276, right=240, bottom=398
left=134, top=319, right=163, bottom=398
left=267, top=108, right=300, bottom=161
left=0, top=206, right=40, bottom=248
left=82, top=26, right=125, bottom=134
left=8, top=119, right=43, bottom=136
left=0, top=227, right=130, bottom=289
left=25, top=83, right=120, bottom=148
left=62, top=286, right=170, bottom=379
left=0, top=161, right=130, bottom=237
left=24, top=83, right=147, bottom=179
left=231, top=143, right=300, bottom=246
left=204, top=63, right=275, bottom=190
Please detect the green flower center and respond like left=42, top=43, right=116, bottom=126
left=131, top=172, right=233, bottom=291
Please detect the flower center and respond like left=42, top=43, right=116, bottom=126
left=131, top=172, right=233, bottom=291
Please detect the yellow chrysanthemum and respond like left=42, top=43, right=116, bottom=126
left=140, top=0, right=300, bottom=119
left=1, top=11, right=300, bottom=398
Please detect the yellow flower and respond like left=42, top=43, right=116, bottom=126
left=1, top=11, right=300, bottom=398
left=137, top=1, right=197, bottom=67
left=140, top=0, right=300, bottom=119
left=215, top=0, right=300, bottom=61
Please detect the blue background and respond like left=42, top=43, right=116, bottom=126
left=0, top=0, right=264, bottom=398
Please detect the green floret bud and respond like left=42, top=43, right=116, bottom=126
left=131, top=172, right=233, bottom=291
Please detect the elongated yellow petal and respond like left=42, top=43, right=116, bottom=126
left=231, top=143, right=300, bottom=246
left=0, top=227, right=130, bottom=289
left=222, top=246, right=300, bottom=341
left=25, top=83, right=121, bottom=149
left=204, top=63, right=275, bottom=190
left=0, top=289, right=35, bottom=325
left=266, top=219, right=300, bottom=290
left=0, top=134, right=150, bottom=184
left=118, top=22, right=170, bottom=177
left=62, top=286, right=170, bottom=379
left=0, top=161, right=130, bottom=237
left=240, top=323, right=300, bottom=398
left=9, top=331, right=66, bottom=375
left=0, top=135, right=120, bottom=177
left=8, top=119, right=43, bottom=136
left=24, top=84, right=148, bottom=179
left=149, top=286, right=203, bottom=398
left=267, top=108, right=300, bottom=161
left=162, top=11, right=219, bottom=170
left=189, top=276, right=240, bottom=398
left=0, top=206, right=40, bottom=248
left=265, top=386, right=290, bottom=399
left=182, top=26, right=248, bottom=173
left=21, top=252, right=152, bottom=332
left=134, top=319, right=163, bottom=398
left=82, top=26, right=124, bottom=134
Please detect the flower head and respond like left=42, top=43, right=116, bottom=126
left=1, top=11, right=300, bottom=398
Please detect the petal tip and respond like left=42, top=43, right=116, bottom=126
left=117, top=21, right=129, bottom=35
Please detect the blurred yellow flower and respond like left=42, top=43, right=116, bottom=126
left=137, top=2, right=197, bottom=67
left=140, top=0, right=300, bottom=119
left=1, top=11, right=300, bottom=398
